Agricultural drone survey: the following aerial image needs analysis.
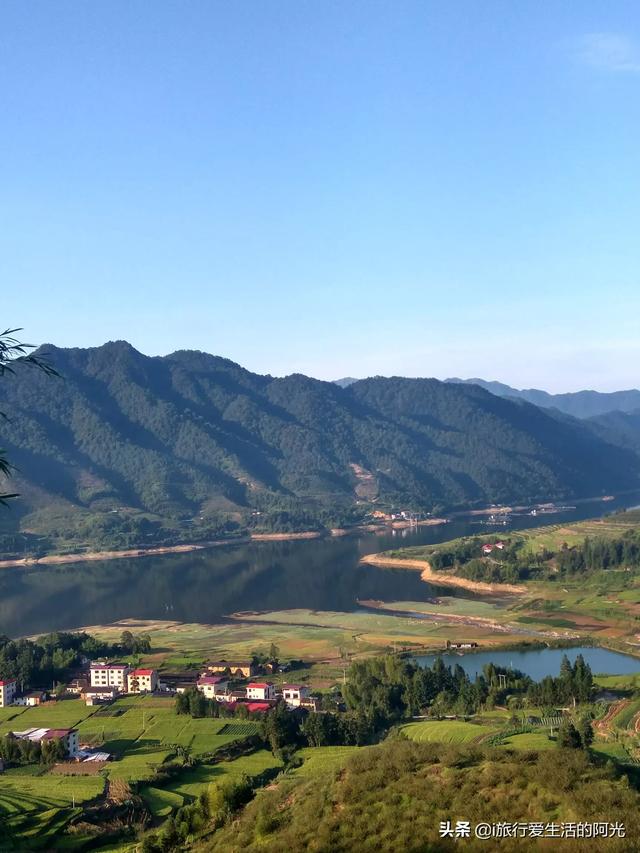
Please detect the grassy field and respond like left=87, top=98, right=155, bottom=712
left=0, top=699, right=98, bottom=737
left=141, top=749, right=282, bottom=817
left=292, top=746, right=359, bottom=776
left=398, top=719, right=498, bottom=744
left=0, top=771, right=105, bottom=851
left=498, top=732, right=554, bottom=750
left=72, top=696, right=261, bottom=781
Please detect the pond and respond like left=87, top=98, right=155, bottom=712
left=414, top=646, right=640, bottom=680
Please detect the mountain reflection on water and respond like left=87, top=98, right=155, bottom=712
left=2, top=492, right=639, bottom=637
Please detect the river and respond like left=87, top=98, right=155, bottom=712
left=2, top=492, right=639, bottom=638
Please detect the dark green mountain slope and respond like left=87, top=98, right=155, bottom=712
left=1, top=342, right=638, bottom=552
left=587, top=409, right=640, bottom=455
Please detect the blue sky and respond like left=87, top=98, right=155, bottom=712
left=2, top=2, right=640, bottom=391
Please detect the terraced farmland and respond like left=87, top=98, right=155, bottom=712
left=399, top=719, right=498, bottom=744
left=141, top=749, right=282, bottom=816
left=0, top=771, right=104, bottom=851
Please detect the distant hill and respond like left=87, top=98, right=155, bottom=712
left=446, top=378, right=640, bottom=419
left=333, top=377, right=359, bottom=388
left=0, top=341, right=638, bottom=552
left=587, top=409, right=640, bottom=455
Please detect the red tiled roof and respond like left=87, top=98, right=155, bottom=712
left=247, top=683, right=272, bottom=689
left=198, top=676, right=226, bottom=685
left=130, top=669, right=155, bottom=676
left=0, top=679, right=16, bottom=686
left=245, top=702, right=271, bottom=712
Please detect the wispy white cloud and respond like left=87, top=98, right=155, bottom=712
left=574, top=32, right=640, bottom=73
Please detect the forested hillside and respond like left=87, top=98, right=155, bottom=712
left=447, top=378, right=640, bottom=419
left=0, top=341, right=638, bottom=553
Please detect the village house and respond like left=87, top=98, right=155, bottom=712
left=12, top=727, right=80, bottom=757
left=0, top=679, right=17, bottom=708
left=196, top=675, right=228, bottom=699
left=481, top=544, right=494, bottom=555
left=81, top=686, right=119, bottom=706
left=282, top=684, right=310, bottom=707
left=66, top=678, right=89, bottom=696
left=24, top=690, right=47, bottom=707
left=495, top=541, right=505, bottom=550
left=217, top=688, right=246, bottom=703
left=246, top=682, right=275, bottom=701
left=127, top=669, right=158, bottom=694
left=90, top=663, right=130, bottom=691
left=206, top=660, right=258, bottom=678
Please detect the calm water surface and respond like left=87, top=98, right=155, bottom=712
left=2, top=492, right=639, bottom=638
left=414, top=646, right=640, bottom=680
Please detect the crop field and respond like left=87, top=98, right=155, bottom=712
left=498, top=732, right=554, bottom=750
left=610, top=697, right=640, bottom=730
left=71, top=697, right=261, bottom=782
left=141, top=749, right=282, bottom=816
left=0, top=700, right=98, bottom=737
left=0, top=770, right=105, bottom=850
left=399, top=720, right=498, bottom=744
left=292, top=746, right=358, bottom=776
left=594, top=673, right=640, bottom=691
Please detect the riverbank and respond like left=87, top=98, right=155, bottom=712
left=359, top=553, right=527, bottom=596
left=0, top=518, right=452, bottom=569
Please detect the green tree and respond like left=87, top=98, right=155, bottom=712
left=0, top=329, right=57, bottom=505
left=557, top=719, right=582, bottom=749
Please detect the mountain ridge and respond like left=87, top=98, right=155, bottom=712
left=1, top=341, right=638, bottom=553
left=446, top=377, right=640, bottom=419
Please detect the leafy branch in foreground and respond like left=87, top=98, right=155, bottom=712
left=1, top=328, right=59, bottom=504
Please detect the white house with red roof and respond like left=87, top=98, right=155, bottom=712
left=90, top=663, right=130, bottom=691
left=246, top=682, right=275, bottom=701
left=127, top=669, right=158, bottom=694
left=196, top=675, right=229, bottom=699
left=0, top=679, right=17, bottom=707
left=481, top=544, right=494, bottom=555
left=495, top=541, right=505, bottom=550
left=282, top=684, right=310, bottom=707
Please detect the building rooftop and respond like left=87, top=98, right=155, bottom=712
left=130, top=669, right=155, bottom=676
left=0, top=679, right=16, bottom=686
left=247, top=682, right=272, bottom=689
left=197, top=676, right=226, bottom=685
left=42, top=728, right=75, bottom=740
left=245, top=702, right=271, bottom=713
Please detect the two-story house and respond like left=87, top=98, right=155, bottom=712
left=127, top=669, right=158, bottom=694
left=246, top=682, right=276, bottom=701
left=282, top=684, right=310, bottom=707
left=196, top=675, right=229, bottom=699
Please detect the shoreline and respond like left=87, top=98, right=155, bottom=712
left=0, top=518, right=450, bottom=569
left=359, top=553, right=527, bottom=596
left=0, top=487, right=630, bottom=570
